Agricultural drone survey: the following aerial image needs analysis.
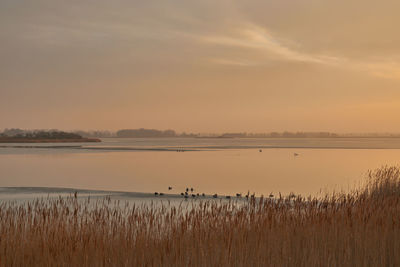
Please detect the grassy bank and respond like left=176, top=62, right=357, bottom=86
left=1, top=166, right=399, bottom=266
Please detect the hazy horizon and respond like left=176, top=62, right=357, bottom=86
left=2, top=0, right=400, bottom=132
left=2, top=127, right=400, bottom=136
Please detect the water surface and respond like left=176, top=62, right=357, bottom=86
left=1, top=138, right=400, bottom=199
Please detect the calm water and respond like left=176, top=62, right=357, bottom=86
left=1, top=138, right=400, bottom=198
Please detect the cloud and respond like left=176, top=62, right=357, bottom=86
left=199, top=22, right=400, bottom=80
left=199, top=23, right=342, bottom=66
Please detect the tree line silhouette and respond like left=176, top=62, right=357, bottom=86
left=2, top=128, right=399, bottom=139
left=0, top=129, right=83, bottom=140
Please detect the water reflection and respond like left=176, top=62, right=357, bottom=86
left=1, top=144, right=400, bottom=196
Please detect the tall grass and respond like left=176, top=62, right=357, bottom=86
left=1, top=166, right=400, bottom=266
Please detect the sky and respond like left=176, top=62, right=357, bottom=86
left=1, top=0, right=400, bottom=133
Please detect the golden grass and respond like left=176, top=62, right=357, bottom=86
left=1, top=166, right=400, bottom=266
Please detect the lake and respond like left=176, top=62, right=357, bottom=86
left=1, top=138, right=400, bottom=199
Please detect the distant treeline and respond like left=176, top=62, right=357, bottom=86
left=115, top=129, right=197, bottom=138
left=71, top=129, right=194, bottom=138
left=0, top=129, right=83, bottom=139
left=220, top=132, right=340, bottom=138
left=117, top=129, right=176, bottom=138
left=2, top=128, right=400, bottom=138
left=227, top=132, right=400, bottom=138
left=73, top=130, right=114, bottom=138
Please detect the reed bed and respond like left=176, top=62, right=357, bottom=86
left=1, top=166, right=400, bottom=266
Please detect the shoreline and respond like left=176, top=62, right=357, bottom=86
left=2, top=144, right=400, bottom=150
left=0, top=186, right=239, bottom=202
left=0, top=138, right=101, bottom=143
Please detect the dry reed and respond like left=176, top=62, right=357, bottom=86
left=1, top=166, right=400, bottom=266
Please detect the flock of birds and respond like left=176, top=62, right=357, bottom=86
left=154, top=150, right=300, bottom=199
left=154, top=186, right=277, bottom=200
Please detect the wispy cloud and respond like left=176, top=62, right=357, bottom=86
left=199, top=23, right=400, bottom=80
left=199, top=24, right=342, bottom=66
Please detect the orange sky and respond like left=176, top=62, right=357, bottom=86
left=1, top=0, right=400, bottom=133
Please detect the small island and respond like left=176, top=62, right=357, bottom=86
left=0, top=130, right=101, bottom=143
